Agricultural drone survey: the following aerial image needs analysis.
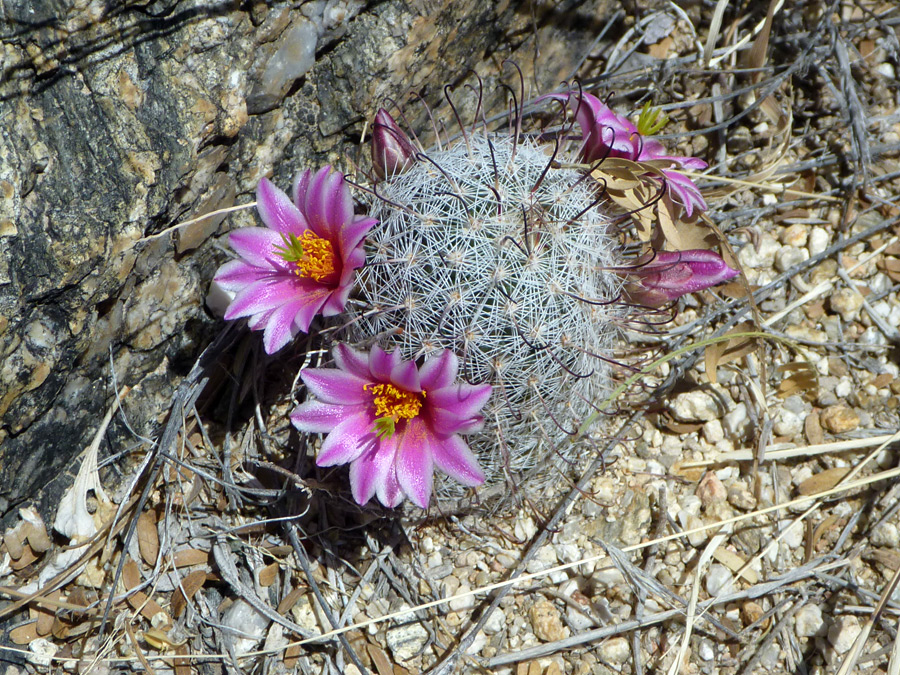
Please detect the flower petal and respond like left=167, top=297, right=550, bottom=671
left=263, top=299, right=306, bottom=353
left=395, top=417, right=435, bottom=508
left=369, top=345, right=401, bottom=383
left=301, top=368, right=370, bottom=405
left=418, top=350, right=458, bottom=390
left=433, top=434, right=485, bottom=487
left=377, top=465, right=405, bottom=508
left=304, top=167, right=354, bottom=239
left=224, top=280, right=296, bottom=320
left=257, top=178, right=309, bottom=235
left=291, top=400, right=362, bottom=433
left=349, top=434, right=398, bottom=506
left=214, top=259, right=270, bottom=291
left=390, top=359, right=421, bottom=392
left=228, top=227, right=285, bottom=269
left=332, top=343, right=372, bottom=380
left=428, top=383, right=492, bottom=424
left=316, top=410, right=377, bottom=466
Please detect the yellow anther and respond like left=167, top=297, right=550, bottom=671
left=275, top=231, right=337, bottom=281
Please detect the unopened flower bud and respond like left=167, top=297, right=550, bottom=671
left=371, top=108, right=416, bottom=179
left=625, top=249, right=738, bottom=307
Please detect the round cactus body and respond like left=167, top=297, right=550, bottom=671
left=349, top=132, right=625, bottom=496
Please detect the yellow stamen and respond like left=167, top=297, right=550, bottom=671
left=364, top=382, right=425, bottom=438
left=275, top=231, right=337, bottom=281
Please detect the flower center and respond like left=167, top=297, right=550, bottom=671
left=275, top=231, right=336, bottom=281
left=364, top=383, right=425, bottom=438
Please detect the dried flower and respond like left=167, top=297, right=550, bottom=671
left=625, top=249, right=739, bottom=307
left=546, top=92, right=708, bottom=216
left=371, top=108, right=417, bottom=179
left=214, top=168, right=376, bottom=353
left=291, top=344, right=491, bottom=508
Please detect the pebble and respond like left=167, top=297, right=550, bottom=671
left=529, top=600, right=569, bottom=642
left=698, top=638, right=716, bottom=661
left=696, top=472, right=727, bottom=508
left=781, top=224, right=809, bottom=247
left=773, top=409, right=803, bottom=438
left=828, top=615, right=861, bottom=654
left=871, top=522, right=900, bottom=548
left=794, top=604, right=824, bottom=638
left=705, top=563, right=734, bottom=597
left=820, top=405, right=860, bottom=433
left=808, top=226, right=830, bottom=256
left=829, top=288, right=864, bottom=321
left=387, top=620, right=429, bottom=662
left=598, top=637, right=630, bottom=664
left=483, top=609, right=506, bottom=634
left=775, top=245, right=808, bottom=273
left=702, top=419, right=724, bottom=443
left=670, top=390, right=723, bottom=422
left=722, top=402, right=751, bottom=440
left=738, top=234, right=781, bottom=268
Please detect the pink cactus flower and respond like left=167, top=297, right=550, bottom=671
left=291, top=344, right=491, bottom=508
left=371, top=108, right=417, bottom=179
left=625, top=249, right=739, bottom=307
left=543, top=92, right=708, bottom=216
left=214, top=167, right=376, bottom=353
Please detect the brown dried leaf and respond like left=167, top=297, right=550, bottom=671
left=9, top=622, right=38, bottom=645
left=137, top=511, right=160, bottom=567
left=171, top=570, right=208, bottom=618
left=805, top=410, right=825, bottom=445
left=258, top=562, right=279, bottom=588
left=172, top=548, right=209, bottom=568
left=810, top=514, right=839, bottom=554
left=798, top=467, right=852, bottom=496
left=284, top=643, right=302, bottom=670
left=712, top=548, right=759, bottom=584
left=277, top=585, right=305, bottom=615
left=368, top=643, right=394, bottom=675
left=705, top=322, right=756, bottom=385
left=776, top=362, right=818, bottom=400
left=123, top=558, right=170, bottom=624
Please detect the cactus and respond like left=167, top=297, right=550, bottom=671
left=345, top=129, right=629, bottom=498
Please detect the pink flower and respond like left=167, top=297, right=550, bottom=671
left=543, top=92, right=708, bottom=217
left=371, top=108, right=417, bottom=179
left=291, top=344, right=491, bottom=508
left=214, top=167, right=376, bottom=353
left=625, top=249, right=739, bottom=307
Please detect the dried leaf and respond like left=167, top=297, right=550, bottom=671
left=137, top=511, right=160, bottom=567
left=123, top=558, right=170, bottom=624
left=143, top=627, right=187, bottom=651
left=705, top=322, right=756, bottom=385
left=283, top=643, right=301, bottom=669
left=776, top=362, right=818, bottom=400
left=258, top=562, right=279, bottom=587
left=172, top=548, right=209, bottom=568
left=809, top=514, right=839, bottom=554
left=277, top=585, right=305, bottom=615
left=368, top=643, right=394, bottom=675
left=798, top=467, right=852, bottom=496
left=171, top=570, right=209, bottom=618
left=805, top=410, right=825, bottom=445
left=9, top=622, right=38, bottom=645
left=713, top=547, right=759, bottom=584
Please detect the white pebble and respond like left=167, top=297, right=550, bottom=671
left=705, top=564, right=734, bottom=597
left=828, top=615, right=861, bottom=654
left=808, top=227, right=830, bottom=256
left=794, top=604, right=824, bottom=638
left=670, top=391, right=722, bottom=422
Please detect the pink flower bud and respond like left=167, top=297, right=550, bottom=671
left=625, top=249, right=739, bottom=307
left=371, top=108, right=416, bottom=179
